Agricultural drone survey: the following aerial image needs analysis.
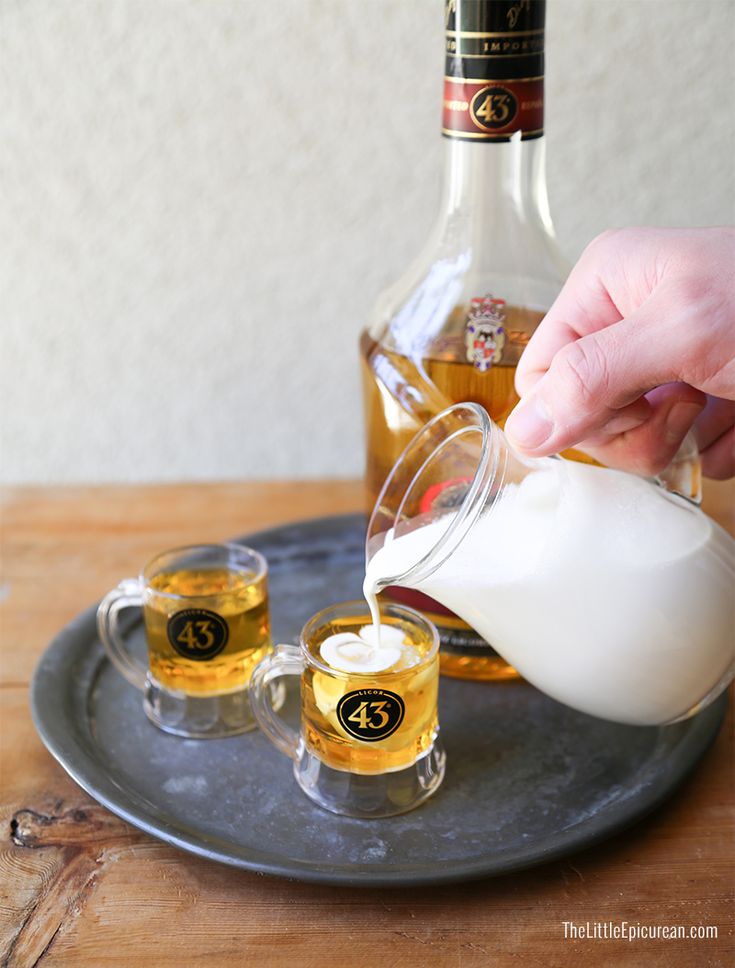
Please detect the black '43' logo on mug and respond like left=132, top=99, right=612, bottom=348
left=167, top=609, right=229, bottom=661
left=336, top=689, right=405, bottom=741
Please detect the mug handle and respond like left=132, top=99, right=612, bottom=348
left=250, top=644, right=303, bottom=761
left=96, top=578, right=148, bottom=691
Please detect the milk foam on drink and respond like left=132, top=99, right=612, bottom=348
left=319, top=625, right=417, bottom=673
left=364, top=460, right=735, bottom=726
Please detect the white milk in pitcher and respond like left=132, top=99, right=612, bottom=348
left=364, top=461, right=734, bottom=726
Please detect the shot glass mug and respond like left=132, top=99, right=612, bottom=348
left=250, top=601, right=446, bottom=817
left=97, top=543, right=282, bottom=738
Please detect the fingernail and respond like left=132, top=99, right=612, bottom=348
left=505, top=395, right=554, bottom=449
left=665, top=402, right=703, bottom=442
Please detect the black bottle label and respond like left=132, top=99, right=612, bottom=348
left=443, top=0, right=545, bottom=141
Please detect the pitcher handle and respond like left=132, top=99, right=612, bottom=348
left=250, top=645, right=303, bottom=761
left=96, top=578, right=148, bottom=690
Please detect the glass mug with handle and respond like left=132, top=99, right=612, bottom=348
left=97, top=543, right=282, bottom=738
left=250, top=600, right=446, bottom=817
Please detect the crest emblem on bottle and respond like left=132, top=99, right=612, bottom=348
left=464, top=295, right=507, bottom=371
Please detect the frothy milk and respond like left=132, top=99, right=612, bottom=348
left=364, top=461, right=734, bottom=725
left=319, top=624, right=418, bottom=673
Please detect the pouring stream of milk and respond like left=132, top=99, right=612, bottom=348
left=363, top=460, right=734, bottom=726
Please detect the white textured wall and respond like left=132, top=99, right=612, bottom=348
left=1, top=0, right=733, bottom=484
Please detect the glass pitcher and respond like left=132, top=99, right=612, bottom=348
left=364, top=403, right=734, bottom=726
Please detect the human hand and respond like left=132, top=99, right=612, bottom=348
left=504, top=227, right=735, bottom=479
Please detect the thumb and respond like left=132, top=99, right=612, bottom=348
left=505, top=296, right=682, bottom=456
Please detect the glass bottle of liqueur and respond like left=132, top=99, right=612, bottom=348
left=360, top=0, right=567, bottom=681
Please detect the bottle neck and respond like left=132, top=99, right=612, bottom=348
left=441, top=134, right=554, bottom=235
left=441, top=1, right=554, bottom=252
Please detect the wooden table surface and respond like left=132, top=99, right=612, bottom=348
left=1, top=479, right=733, bottom=967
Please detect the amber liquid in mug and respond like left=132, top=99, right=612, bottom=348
left=301, top=614, right=439, bottom=775
left=143, top=568, right=271, bottom=695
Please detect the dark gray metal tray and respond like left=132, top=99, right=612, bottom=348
left=31, top=513, right=727, bottom=887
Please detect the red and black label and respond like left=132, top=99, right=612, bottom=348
left=443, top=0, right=545, bottom=141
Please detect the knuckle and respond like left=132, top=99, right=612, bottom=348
left=663, top=274, right=711, bottom=307
left=587, top=228, right=621, bottom=255
left=553, top=339, right=611, bottom=411
left=583, top=227, right=646, bottom=264
left=578, top=229, right=635, bottom=291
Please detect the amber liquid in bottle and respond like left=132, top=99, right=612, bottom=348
left=361, top=304, right=546, bottom=681
left=361, top=304, right=544, bottom=506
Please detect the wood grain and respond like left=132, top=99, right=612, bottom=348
left=1, top=479, right=733, bottom=967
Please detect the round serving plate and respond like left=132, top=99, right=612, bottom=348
left=31, top=513, right=727, bottom=887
